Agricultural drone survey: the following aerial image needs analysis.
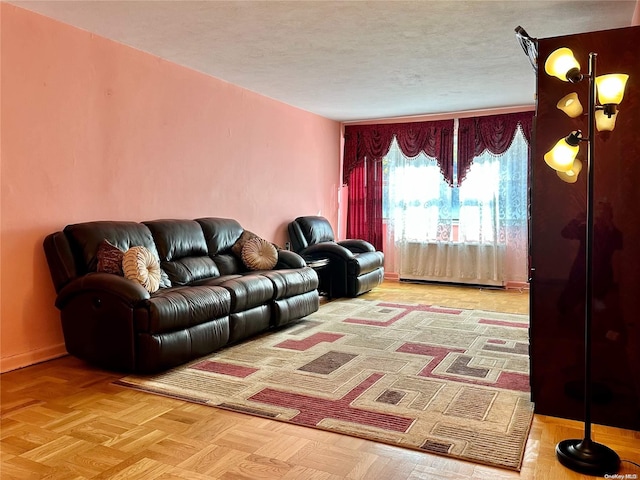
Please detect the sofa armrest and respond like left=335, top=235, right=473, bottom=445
left=275, top=249, right=307, bottom=269
left=56, top=273, right=150, bottom=309
left=337, top=239, right=376, bottom=254
left=301, top=242, right=355, bottom=261
left=43, top=231, right=79, bottom=293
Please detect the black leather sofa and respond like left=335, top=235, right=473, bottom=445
left=288, top=216, right=384, bottom=298
left=43, top=217, right=319, bottom=373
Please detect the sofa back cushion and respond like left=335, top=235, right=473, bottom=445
left=196, top=217, right=244, bottom=254
left=64, top=221, right=160, bottom=274
left=196, top=217, right=250, bottom=275
left=144, top=219, right=219, bottom=285
left=212, top=253, right=246, bottom=275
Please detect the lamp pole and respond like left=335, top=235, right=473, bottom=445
left=584, top=50, right=597, bottom=450
left=555, top=52, right=620, bottom=476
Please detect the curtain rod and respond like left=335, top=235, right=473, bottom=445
left=341, top=104, right=535, bottom=126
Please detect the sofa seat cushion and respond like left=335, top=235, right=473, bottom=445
left=135, top=285, right=231, bottom=334
left=348, top=251, right=385, bottom=276
left=197, top=274, right=274, bottom=313
left=191, top=274, right=243, bottom=287
left=260, top=267, right=319, bottom=299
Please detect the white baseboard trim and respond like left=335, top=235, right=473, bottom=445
left=0, top=343, right=68, bottom=373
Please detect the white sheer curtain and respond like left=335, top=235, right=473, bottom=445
left=384, top=141, right=453, bottom=243
left=384, top=127, right=529, bottom=286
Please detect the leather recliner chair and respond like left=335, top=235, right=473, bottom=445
left=288, top=216, right=384, bottom=298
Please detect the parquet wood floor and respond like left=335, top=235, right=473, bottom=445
left=2, top=280, right=639, bottom=479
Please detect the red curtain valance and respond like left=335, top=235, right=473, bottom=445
left=343, top=119, right=455, bottom=185
left=457, top=111, right=533, bottom=186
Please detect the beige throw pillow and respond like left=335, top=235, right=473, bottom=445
left=241, top=236, right=278, bottom=270
left=123, top=246, right=162, bottom=293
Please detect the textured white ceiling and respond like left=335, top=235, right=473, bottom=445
left=9, top=0, right=638, bottom=121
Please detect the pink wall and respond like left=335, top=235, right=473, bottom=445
left=0, top=5, right=341, bottom=372
left=634, top=0, right=640, bottom=25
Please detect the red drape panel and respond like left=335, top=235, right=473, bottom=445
left=346, top=160, right=383, bottom=251
left=457, top=111, right=534, bottom=186
left=347, top=163, right=367, bottom=240
left=367, top=160, right=383, bottom=251
left=343, top=120, right=454, bottom=251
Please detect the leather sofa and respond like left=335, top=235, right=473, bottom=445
left=43, top=217, right=319, bottom=373
left=288, top=216, right=384, bottom=298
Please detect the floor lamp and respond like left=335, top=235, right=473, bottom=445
left=543, top=48, right=628, bottom=476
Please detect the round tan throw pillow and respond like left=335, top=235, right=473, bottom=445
left=241, top=236, right=278, bottom=270
left=123, top=246, right=161, bottom=293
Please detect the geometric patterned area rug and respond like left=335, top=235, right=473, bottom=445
left=116, top=298, right=534, bottom=471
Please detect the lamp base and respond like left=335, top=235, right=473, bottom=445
left=556, top=439, right=620, bottom=476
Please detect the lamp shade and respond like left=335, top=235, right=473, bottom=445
left=595, top=74, right=629, bottom=105
left=544, top=132, right=582, bottom=172
left=557, top=92, right=583, bottom=118
left=595, top=110, right=618, bottom=131
left=557, top=158, right=583, bottom=183
left=545, top=47, right=580, bottom=81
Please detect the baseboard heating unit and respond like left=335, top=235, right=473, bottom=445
left=398, top=242, right=505, bottom=288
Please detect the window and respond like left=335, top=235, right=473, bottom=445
left=344, top=112, right=532, bottom=284
left=384, top=126, right=528, bottom=246
left=383, top=140, right=453, bottom=241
